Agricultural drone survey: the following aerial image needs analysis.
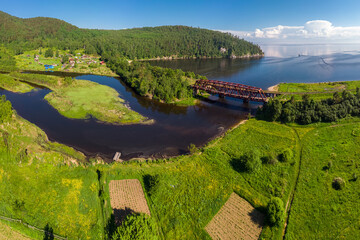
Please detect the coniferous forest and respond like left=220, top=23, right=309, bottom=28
left=0, top=11, right=263, bottom=103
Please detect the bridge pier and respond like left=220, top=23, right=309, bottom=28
left=193, top=89, right=199, bottom=96
left=243, top=99, right=249, bottom=103
left=219, top=94, right=225, bottom=98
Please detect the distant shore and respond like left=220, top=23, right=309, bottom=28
left=137, top=53, right=264, bottom=61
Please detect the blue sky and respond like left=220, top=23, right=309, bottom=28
left=2, top=0, right=360, bottom=42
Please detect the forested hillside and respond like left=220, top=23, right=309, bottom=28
left=0, top=11, right=263, bottom=59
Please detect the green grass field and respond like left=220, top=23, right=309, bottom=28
left=97, top=119, right=300, bottom=239
left=44, top=79, right=152, bottom=124
left=2, top=107, right=360, bottom=239
left=0, top=111, right=103, bottom=239
left=275, top=81, right=360, bottom=101
left=285, top=121, right=360, bottom=239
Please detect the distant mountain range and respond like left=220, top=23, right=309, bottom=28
left=0, top=11, right=263, bottom=59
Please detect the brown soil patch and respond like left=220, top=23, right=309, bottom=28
left=205, top=193, right=264, bottom=240
left=0, top=221, right=31, bottom=240
left=109, top=179, right=151, bottom=225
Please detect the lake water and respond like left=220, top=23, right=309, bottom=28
left=149, top=44, right=360, bottom=89
left=2, top=44, right=360, bottom=160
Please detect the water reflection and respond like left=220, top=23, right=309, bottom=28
left=149, top=44, right=360, bottom=89
left=1, top=74, right=250, bottom=160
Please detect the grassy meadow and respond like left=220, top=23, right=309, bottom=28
left=98, top=119, right=300, bottom=239
left=274, top=80, right=360, bottom=101
left=44, top=79, right=151, bottom=124
left=0, top=109, right=103, bottom=239
left=285, top=121, right=360, bottom=239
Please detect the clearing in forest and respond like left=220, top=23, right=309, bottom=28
left=109, top=179, right=151, bottom=224
left=205, top=192, right=264, bottom=240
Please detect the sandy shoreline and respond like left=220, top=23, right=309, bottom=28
left=267, top=84, right=279, bottom=91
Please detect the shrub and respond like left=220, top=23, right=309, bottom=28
left=353, top=173, right=358, bottom=181
left=64, top=77, right=73, bottom=85
left=328, top=160, right=333, bottom=170
left=111, top=213, right=158, bottom=240
left=241, top=150, right=261, bottom=173
left=188, top=143, right=197, bottom=154
left=279, top=148, right=293, bottom=163
left=44, top=48, right=54, bottom=58
left=267, top=197, right=284, bottom=226
left=332, top=177, right=345, bottom=190
left=262, top=152, right=278, bottom=165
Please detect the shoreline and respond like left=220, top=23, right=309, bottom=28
left=137, top=54, right=264, bottom=61
left=267, top=83, right=279, bottom=91
left=267, top=79, right=360, bottom=92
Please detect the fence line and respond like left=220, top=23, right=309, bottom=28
left=0, top=215, right=67, bottom=240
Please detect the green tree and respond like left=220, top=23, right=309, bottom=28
left=241, top=150, right=262, bottom=173
left=279, top=148, right=293, bottom=163
left=61, top=55, right=69, bottom=64
left=267, top=197, right=284, bottom=226
left=111, top=214, right=158, bottom=240
left=44, top=48, right=53, bottom=58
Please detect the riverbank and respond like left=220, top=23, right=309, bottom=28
left=3, top=72, right=152, bottom=125
left=137, top=53, right=264, bottom=61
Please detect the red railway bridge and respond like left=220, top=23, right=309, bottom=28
left=192, top=79, right=276, bottom=103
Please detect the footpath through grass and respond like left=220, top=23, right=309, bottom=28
left=285, top=121, right=360, bottom=239
left=6, top=72, right=151, bottom=125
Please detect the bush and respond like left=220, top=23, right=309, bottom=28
left=267, top=197, right=284, bottom=226
left=262, top=152, right=278, bottom=165
left=241, top=150, right=262, bottom=173
left=188, top=143, right=197, bottom=154
left=353, top=173, right=358, bottom=181
left=332, top=177, right=345, bottom=190
left=111, top=213, right=158, bottom=240
left=64, top=77, right=73, bottom=85
left=44, top=48, right=53, bottom=58
left=279, top=148, right=293, bottom=163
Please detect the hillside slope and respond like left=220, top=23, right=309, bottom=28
left=0, top=11, right=263, bottom=59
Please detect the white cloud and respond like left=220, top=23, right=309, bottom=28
left=220, top=20, right=360, bottom=43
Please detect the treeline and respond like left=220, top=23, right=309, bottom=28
left=107, top=59, right=205, bottom=103
left=257, top=90, right=360, bottom=124
left=0, top=46, right=17, bottom=71
left=0, top=11, right=263, bottom=59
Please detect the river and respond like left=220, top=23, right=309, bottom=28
left=2, top=44, right=360, bottom=160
